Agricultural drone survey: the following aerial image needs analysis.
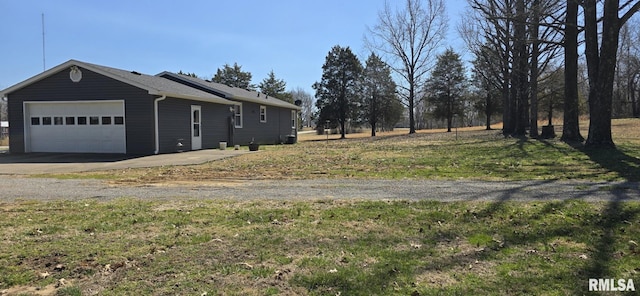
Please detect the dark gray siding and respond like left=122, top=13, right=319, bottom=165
left=7, top=67, right=155, bottom=154
left=159, top=74, right=299, bottom=145
left=157, top=98, right=231, bottom=153
left=234, top=101, right=297, bottom=145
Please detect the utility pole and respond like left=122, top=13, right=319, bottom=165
left=42, top=13, right=46, bottom=71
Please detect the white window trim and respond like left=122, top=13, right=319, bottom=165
left=260, top=105, right=267, bottom=123
left=234, top=104, right=243, bottom=128
left=291, top=110, right=297, bottom=129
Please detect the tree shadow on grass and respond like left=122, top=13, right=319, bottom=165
left=570, top=143, right=640, bottom=181
left=572, top=191, right=640, bottom=294
left=293, top=188, right=639, bottom=294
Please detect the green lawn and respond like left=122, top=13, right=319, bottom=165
left=6, top=119, right=640, bottom=295
left=1, top=198, right=639, bottom=295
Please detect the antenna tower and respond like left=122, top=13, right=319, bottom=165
left=42, top=13, right=46, bottom=71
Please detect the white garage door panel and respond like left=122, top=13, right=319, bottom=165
left=26, top=101, right=126, bottom=153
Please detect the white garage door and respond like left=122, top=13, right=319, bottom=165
left=25, top=101, right=126, bottom=153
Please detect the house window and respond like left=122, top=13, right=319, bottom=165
left=42, top=117, right=52, bottom=125
left=234, top=105, right=243, bottom=128
left=102, top=116, right=112, bottom=125
left=77, top=117, right=87, bottom=125
left=89, top=116, right=99, bottom=125
left=65, top=117, right=75, bottom=125
left=260, top=105, right=267, bottom=123
left=54, top=117, right=63, bottom=125
left=31, top=117, right=40, bottom=125
left=291, top=110, right=297, bottom=129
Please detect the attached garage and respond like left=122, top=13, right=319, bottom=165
left=24, top=100, right=126, bottom=153
left=1, top=59, right=238, bottom=155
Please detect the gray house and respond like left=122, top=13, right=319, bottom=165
left=158, top=72, right=301, bottom=145
left=0, top=59, right=300, bottom=155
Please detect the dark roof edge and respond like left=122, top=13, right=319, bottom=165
left=157, top=71, right=302, bottom=110
left=0, top=59, right=160, bottom=97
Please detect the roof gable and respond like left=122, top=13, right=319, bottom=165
left=157, top=71, right=302, bottom=110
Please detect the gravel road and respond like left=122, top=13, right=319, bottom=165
left=0, top=177, right=638, bottom=202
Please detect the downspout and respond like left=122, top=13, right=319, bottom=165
left=153, top=95, right=167, bottom=154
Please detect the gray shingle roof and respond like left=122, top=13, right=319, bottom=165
left=157, top=71, right=302, bottom=110
left=1, top=60, right=238, bottom=106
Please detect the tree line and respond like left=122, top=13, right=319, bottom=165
left=346, top=0, right=639, bottom=148
left=189, top=0, right=640, bottom=147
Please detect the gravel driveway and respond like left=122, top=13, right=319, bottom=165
left=0, top=177, right=638, bottom=203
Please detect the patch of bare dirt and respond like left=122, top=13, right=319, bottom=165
left=1, top=284, right=58, bottom=296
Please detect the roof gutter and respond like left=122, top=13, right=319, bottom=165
left=153, top=95, right=167, bottom=154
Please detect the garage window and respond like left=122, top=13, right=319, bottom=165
left=31, top=117, right=40, bottom=125
left=114, top=116, right=124, bottom=125
left=102, top=116, right=112, bottom=125
left=89, top=116, right=99, bottom=125
left=54, top=117, right=63, bottom=125
left=78, top=117, right=87, bottom=125
left=42, top=117, right=52, bottom=125
left=65, top=117, right=75, bottom=125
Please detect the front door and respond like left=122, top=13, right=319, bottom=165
left=191, top=105, right=201, bottom=150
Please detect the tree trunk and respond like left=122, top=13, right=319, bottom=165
left=529, top=0, right=540, bottom=138
left=632, top=72, right=640, bottom=117
left=584, top=0, right=619, bottom=148
left=561, top=0, right=584, bottom=142
left=513, top=0, right=528, bottom=136
left=371, top=94, right=377, bottom=137
left=485, top=92, right=492, bottom=130
left=502, top=7, right=514, bottom=136
left=409, top=75, right=416, bottom=134
left=502, top=77, right=513, bottom=135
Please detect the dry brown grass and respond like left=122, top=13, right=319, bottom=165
left=38, top=118, right=640, bottom=184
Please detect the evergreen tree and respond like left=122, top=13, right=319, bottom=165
left=212, top=63, right=255, bottom=90
left=313, top=45, right=363, bottom=139
left=425, top=49, right=467, bottom=132
left=259, top=70, right=293, bottom=103
left=362, top=53, right=400, bottom=136
left=177, top=70, right=198, bottom=78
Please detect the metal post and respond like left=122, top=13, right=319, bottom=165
left=325, top=120, right=330, bottom=146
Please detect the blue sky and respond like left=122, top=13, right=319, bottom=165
left=1, top=0, right=467, bottom=94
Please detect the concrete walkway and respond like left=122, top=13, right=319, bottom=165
left=0, top=149, right=253, bottom=174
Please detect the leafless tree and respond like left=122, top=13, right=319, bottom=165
left=365, top=0, right=447, bottom=134
left=290, top=87, right=315, bottom=128
left=462, top=0, right=515, bottom=135
left=561, top=0, right=584, bottom=142
left=583, top=0, right=640, bottom=148
left=464, top=0, right=563, bottom=137
left=613, top=20, right=640, bottom=117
